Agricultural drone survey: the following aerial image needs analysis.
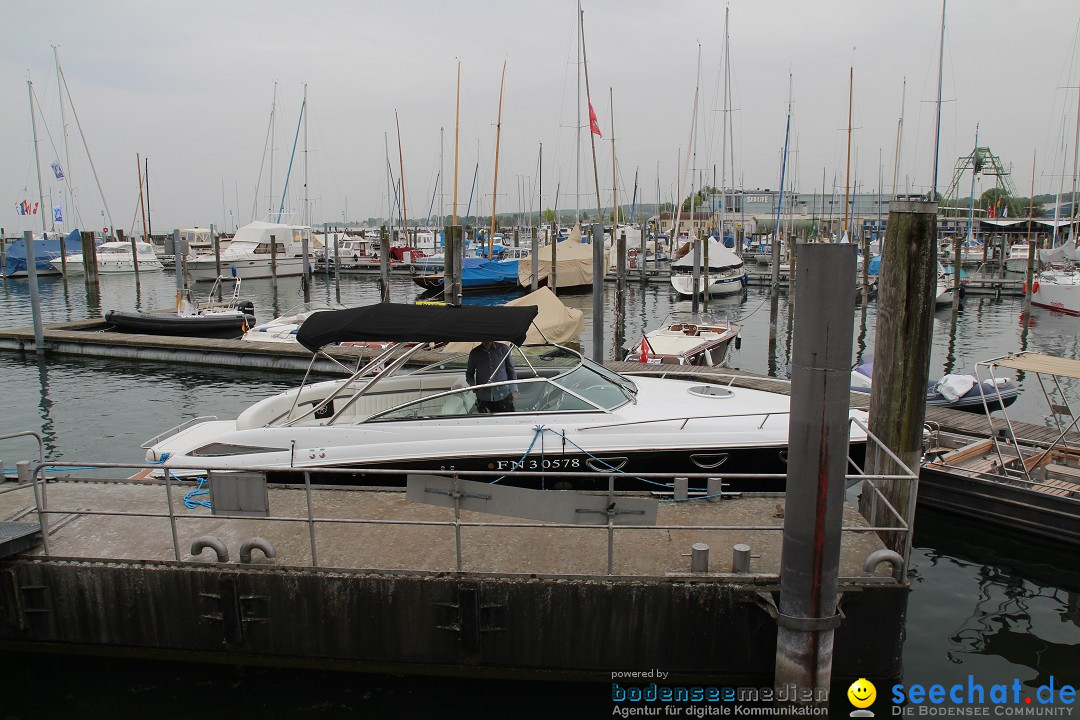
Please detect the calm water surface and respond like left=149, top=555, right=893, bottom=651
left=0, top=269, right=1077, bottom=717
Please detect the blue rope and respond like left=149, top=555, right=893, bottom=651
left=490, top=425, right=547, bottom=485
left=183, top=477, right=212, bottom=510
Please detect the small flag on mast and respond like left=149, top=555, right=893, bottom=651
left=589, top=102, right=602, bottom=137
left=51, top=161, right=65, bottom=180
left=53, top=205, right=63, bottom=224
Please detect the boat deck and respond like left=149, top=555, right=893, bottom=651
left=0, top=478, right=892, bottom=580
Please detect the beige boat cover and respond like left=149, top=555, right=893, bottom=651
left=518, top=224, right=608, bottom=289
left=442, top=286, right=584, bottom=353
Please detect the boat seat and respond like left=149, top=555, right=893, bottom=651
left=439, top=378, right=475, bottom=415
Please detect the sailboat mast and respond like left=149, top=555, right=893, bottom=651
left=53, top=45, right=74, bottom=226
left=966, top=124, right=979, bottom=243
left=720, top=8, right=730, bottom=248
left=489, top=61, right=508, bottom=260
left=269, top=81, right=277, bottom=220
left=303, top=83, right=309, bottom=227
left=137, top=153, right=149, bottom=242
left=395, top=110, right=410, bottom=247
left=1070, top=84, right=1080, bottom=242
left=930, top=0, right=946, bottom=202
left=843, top=65, right=853, bottom=240
left=611, top=87, right=617, bottom=230
left=28, top=80, right=48, bottom=235
left=773, top=72, right=793, bottom=288
left=453, top=61, right=461, bottom=227
left=892, top=78, right=906, bottom=200
left=580, top=10, right=603, bottom=222
left=576, top=0, right=582, bottom=224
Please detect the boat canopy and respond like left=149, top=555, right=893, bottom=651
left=989, top=352, right=1080, bottom=380
left=296, top=303, right=539, bottom=351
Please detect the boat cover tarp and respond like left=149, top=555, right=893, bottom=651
left=296, top=303, right=539, bottom=351
left=442, top=287, right=584, bottom=353
left=672, top=238, right=744, bottom=270
left=3, top=229, right=79, bottom=275
left=521, top=224, right=603, bottom=289
left=1038, top=240, right=1078, bottom=264
left=461, top=256, right=519, bottom=288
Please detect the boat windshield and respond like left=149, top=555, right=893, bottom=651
left=362, top=343, right=635, bottom=422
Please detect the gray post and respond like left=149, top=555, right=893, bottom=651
left=121, top=227, right=139, bottom=284
left=380, top=224, right=390, bottom=303
left=1, top=227, right=6, bottom=278
left=213, top=224, right=222, bottom=298
left=301, top=232, right=311, bottom=303
left=23, top=231, right=44, bottom=354
left=323, top=222, right=330, bottom=277
left=691, top=234, right=701, bottom=313
left=859, top=201, right=938, bottom=553
left=173, top=229, right=184, bottom=311
left=640, top=221, right=647, bottom=283
left=690, top=543, right=709, bottom=573
left=333, top=225, right=341, bottom=290
left=443, top=224, right=457, bottom=306
left=615, top=228, right=627, bottom=357
left=952, top=233, right=961, bottom=309
left=591, top=222, right=605, bottom=363
left=530, top=225, right=539, bottom=291
left=270, top=233, right=278, bottom=285
left=550, top=221, right=558, bottom=295
left=773, top=242, right=857, bottom=702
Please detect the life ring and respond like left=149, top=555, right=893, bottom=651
left=1033, top=281, right=1040, bottom=293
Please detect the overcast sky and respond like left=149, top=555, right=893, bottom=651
left=3, top=0, right=1080, bottom=236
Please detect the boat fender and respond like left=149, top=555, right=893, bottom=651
left=190, top=535, right=229, bottom=563
left=1032, top=281, right=1039, bottom=293
left=239, top=537, right=277, bottom=564
left=1022, top=281, right=1027, bottom=294
left=735, top=335, right=742, bottom=350
left=863, top=548, right=904, bottom=582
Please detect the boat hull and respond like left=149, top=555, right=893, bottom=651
left=50, top=257, right=163, bottom=274
left=105, top=309, right=255, bottom=338
left=1031, top=275, right=1080, bottom=316
left=670, top=272, right=747, bottom=297
left=187, top=256, right=307, bottom=282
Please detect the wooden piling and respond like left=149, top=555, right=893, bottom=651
left=270, top=233, right=278, bottom=285
left=380, top=225, right=390, bottom=303
left=860, top=200, right=938, bottom=553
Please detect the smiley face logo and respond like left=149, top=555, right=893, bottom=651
left=847, top=678, right=876, bottom=709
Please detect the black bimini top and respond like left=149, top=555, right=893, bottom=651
left=296, top=302, right=539, bottom=352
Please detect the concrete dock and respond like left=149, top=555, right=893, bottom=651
left=0, top=475, right=905, bottom=680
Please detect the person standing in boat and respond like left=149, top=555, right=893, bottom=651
left=466, top=340, right=518, bottom=413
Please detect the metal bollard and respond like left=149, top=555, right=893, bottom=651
left=674, top=477, right=689, bottom=501
left=16, top=461, right=31, bottom=485
left=0, top=458, right=5, bottom=480
left=691, top=542, right=710, bottom=573
left=732, top=543, right=751, bottom=573
left=707, top=477, right=724, bottom=501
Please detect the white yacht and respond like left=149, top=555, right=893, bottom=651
left=186, top=221, right=314, bottom=282
left=50, top=240, right=163, bottom=274
left=670, top=237, right=748, bottom=297
left=145, top=304, right=868, bottom=491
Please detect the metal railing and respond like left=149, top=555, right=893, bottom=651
left=4, top=424, right=917, bottom=581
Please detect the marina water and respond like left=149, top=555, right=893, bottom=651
left=0, top=270, right=1077, bottom=716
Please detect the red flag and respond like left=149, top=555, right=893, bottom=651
left=639, top=336, right=648, bottom=362
left=589, top=102, right=602, bottom=137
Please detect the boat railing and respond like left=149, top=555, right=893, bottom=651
left=140, top=416, right=219, bottom=449
left=9, top=420, right=915, bottom=581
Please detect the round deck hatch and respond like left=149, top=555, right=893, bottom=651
left=688, top=385, right=733, bottom=398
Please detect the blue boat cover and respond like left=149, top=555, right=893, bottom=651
left=3, top=229, right=79, bottom=275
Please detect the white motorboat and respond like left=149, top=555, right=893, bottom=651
left=241, top=303, right=346, bottom=344
left=186, top=221, right=314, bottom=282
left=50, top=240, right=163, bottom=274
left=1031, top=268, right=1080, bottom=316
left=670, top=238, right=747, bottom=297
left=144, top=303, right=868, bottom=491
left=1005, top=243, right=1031, bottom=274
left=626, top=317, right=740, bottom=367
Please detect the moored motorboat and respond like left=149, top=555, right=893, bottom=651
left=850, top=362, right=1018, bottom=413
left=626, top=317, right=740, bottom=367
left=186, top=221, right=314, bottom=282
left=144, top=303, right=868, bottom=491
left=50, top=240, right=163, bottom=274
left=106, top=276, right=255, bottom=338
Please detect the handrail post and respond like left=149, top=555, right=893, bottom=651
left=304, top=471, right=318, bottom=567
left=163, top=469, right=181, bottom=561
